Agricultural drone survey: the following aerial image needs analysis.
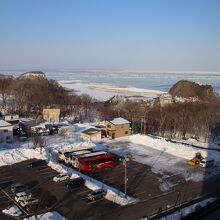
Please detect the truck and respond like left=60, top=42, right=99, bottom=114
left=187, top=152, right=204, bottom=166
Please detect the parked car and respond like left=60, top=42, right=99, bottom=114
left=28, top=160, right=47, bottom=168
left=199, top=159, right=214, bottom=168
left=11, top=183, right=29, bottom=193
left=15, top=192, right=32, bottom=202
left=66, top=177, right=84, bottom=189
left=53, top=173, right=70, bottom=182
left=20, top=198, right=39, bottom=207
left=86, top=189, right=106, bottom=201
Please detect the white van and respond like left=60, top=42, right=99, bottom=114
left=199, top=159, right=214, bottom=168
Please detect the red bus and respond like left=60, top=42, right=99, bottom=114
left=78, top=153, right=121, bottom=172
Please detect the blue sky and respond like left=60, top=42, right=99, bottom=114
left=0, top=0, right=219, bottom=71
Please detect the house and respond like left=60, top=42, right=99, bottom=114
left=0, top=120, right=13, bottom=143
left=42, top=109, right=60, bottom=123
left=81, top=127, right=101, bottom=141
left=19, top=118, right=40, bottom=135
left=154, top=93, right=173, bottom=107
left=106, top=117, right=132, bottom=139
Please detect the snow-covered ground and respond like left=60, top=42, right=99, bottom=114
left=2, top=205, right=22, bottom=217
left=0, top=123, right=220, bottom=210
left=59, top=81, right=164, bottom=101
left=159, top=197, right=216, bottom=220
left=0, top=124, right=136, bottom=206
left=103, top=134, right=220, bottom=182
left=23, top=211, right=66, bottom=220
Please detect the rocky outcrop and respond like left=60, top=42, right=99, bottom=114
left=18, top=71, right=46, bottom=80
left=169, top=80, right=219, bottom=102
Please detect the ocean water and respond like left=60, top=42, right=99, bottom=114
left=45, top=71, right=220, bottom=94
left=2, top=70, right=220, bottom=93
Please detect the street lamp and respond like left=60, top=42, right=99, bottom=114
left=123, top=155, right=130, bottom=196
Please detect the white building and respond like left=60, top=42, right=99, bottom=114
left=0, top=120, right=13, bottom=143
left=155, top=93, right=173, bottom=107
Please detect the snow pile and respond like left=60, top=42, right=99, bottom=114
left=0, top=147, right=46, bottom=166
left=128, top=134, right=211, bottom=160
left=105, top=190, right=137, bottom=206
left=84, top=175, right=137, bottom=206
left=159, top=197, right=216, bottom=220
left=2, top=205, right=22, bottom=217
left=48, top=140, right=95, bottom=154
left=24, top=211, right=66, bottom=220
left=47, top=160, right=79, bottom=179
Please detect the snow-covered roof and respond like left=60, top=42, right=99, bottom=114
left=110, top=117, right=130, bottom=125
left=81, top=127, right=101, bottom=135
left=0, top=120, right=12, bottom=127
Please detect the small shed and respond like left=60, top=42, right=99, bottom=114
left=0, top=120, right=13, bottom=143
left=81, top=127, right=101, bottom=141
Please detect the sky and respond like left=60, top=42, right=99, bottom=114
left=0, top=0, right=220, bottom=72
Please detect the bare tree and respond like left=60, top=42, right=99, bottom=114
left=31, top=135, right=46, bottom=154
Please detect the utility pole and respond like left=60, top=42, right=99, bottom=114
left=123, top=156, right=129, bottom=196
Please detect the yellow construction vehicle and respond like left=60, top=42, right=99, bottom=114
left=187, top=152, right=204, bottom=166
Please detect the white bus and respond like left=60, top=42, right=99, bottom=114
left=70, top=151, right=108, bottom=168
left=58, top=148, right=93, bottom=162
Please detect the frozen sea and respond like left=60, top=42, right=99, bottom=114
left=2, top=70, right=220, bottom=100
left=46, top=70, right=220, bottom=93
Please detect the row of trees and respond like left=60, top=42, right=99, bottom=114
left=1, top=76, right=219, bottom=142
left=0, top=77, right=94, bottom=119
left=97, top=98, right=220, bottom=142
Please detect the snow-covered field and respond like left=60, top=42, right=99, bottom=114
left=103, top=134, right=220, bottom=182
left=1, top=124, right=220, bottom=184
left=59, top=81, right=164, bottom=101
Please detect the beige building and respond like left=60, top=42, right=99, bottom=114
left=155, top=93, right=173, bottom=107
left=81, top=128, right=101, bottom=141
left=0, top=120, right=13, bottom=143
left=106, top=117, right=131, bottom=139
left=42, top=109, right=60, bottom=123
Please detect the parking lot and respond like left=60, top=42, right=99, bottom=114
left=0, top=159, right=220, bottom=220
left=0, top=159, right=117, bottom=220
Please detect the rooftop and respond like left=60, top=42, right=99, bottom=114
left=81, top=127, right=101, bottom=135
left=110, top=117, right=130, bottom=125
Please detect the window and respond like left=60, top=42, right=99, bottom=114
left=3, top=129, right=8, bottom=133
left=107, top=125, right=111, bottom=128
left=125, top=131, right=128, bottom=134
left=6, top=136, right=11, bottom=140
